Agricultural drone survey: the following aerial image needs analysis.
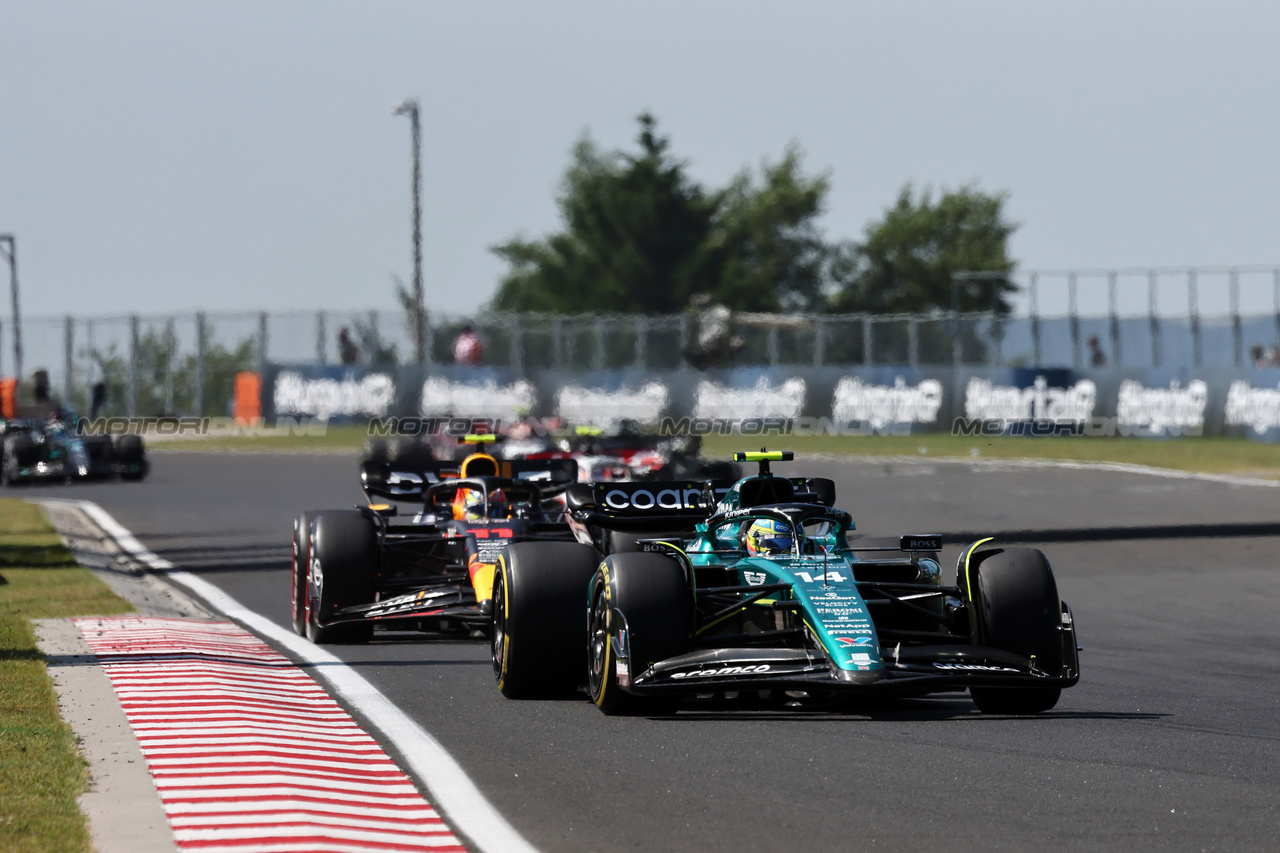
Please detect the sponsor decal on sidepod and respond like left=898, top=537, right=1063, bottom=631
left=670, top=664, right=773, bottom=680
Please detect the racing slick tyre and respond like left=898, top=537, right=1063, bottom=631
left=492, top=541, right=600, bottom=699
left=291, top=511, right=325, bottom=636
left=115, top=434, right=148, bottom=481
left=964, top=546, right=1063, bottom=715
left=81, top=435, right=115, bottom=476
left=588, top=552, right=689, bottom=716
left=305, top=511, right=377, bottom=644
left=2, top=436, right=35, bottom=485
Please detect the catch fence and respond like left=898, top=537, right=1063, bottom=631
left=5, top=265, right=1280, bottom=418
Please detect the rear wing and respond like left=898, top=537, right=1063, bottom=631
left=564, top=480, right=729, bottom=532
left=361, top=457, right=579, bottom=501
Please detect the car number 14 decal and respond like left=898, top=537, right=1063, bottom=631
left=791, top=570, right=846, bottom=583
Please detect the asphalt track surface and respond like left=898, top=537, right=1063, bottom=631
left=19, top=451, right=1280, bottom=852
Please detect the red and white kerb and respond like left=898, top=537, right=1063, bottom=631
left=76, top=616, right=467, bottom=853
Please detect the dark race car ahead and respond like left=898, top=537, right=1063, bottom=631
left=290, top=437, right=580, bottom=643
left=511, top=423, right=741, bottom=483
left=1, top=418, right=149, bottom=485
left=492, top=451, right=1080, bottom=716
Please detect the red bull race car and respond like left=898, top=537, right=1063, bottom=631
left=290, top=436, right=579, bottom=643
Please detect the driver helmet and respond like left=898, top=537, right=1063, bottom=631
left=745, top=518, right=794, bottom=556
left=461, top=488, right=509, bottom=520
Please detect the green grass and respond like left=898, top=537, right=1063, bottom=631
left=143, top=421, right=1280, bottom=479
left=0, top=500, right=133, bottom=853
left=701, top=433, right=1280, bottom=479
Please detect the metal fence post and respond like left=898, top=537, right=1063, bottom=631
left=593, top=317, right=606, bottom=371
left=1029, top=273, right=1041, bottom=367
left=908, top=316, right=919, bottom=368
left=423, top=315, right=434, bottom=367
left=1230, top=268, right=1242, bottom=367
left=1068, top=273, right=1080, bottom=368
left=987, top=310, right=1003, bottom=366
left=1188, top=269, right=1201, bottom=368
left=316, top=311, right=327, bottom=364
left=813, top=317, right=825, bottom=367
left=633, top=316, right=647, bottom=369
left=767, top=323, right=779, bottom=367
left=1108, top=271, right=1121, bottom=367
left=678, top=314, right=689, bottom=366
left=950, top=311, right=961, bottom=366
left=509, top=315, right=523, bottom=374
left=862, top=315, right=873, bottom=366
left=364, top=310, right=378, bottom=363
left=164, top=318, right=175, bottom=415
left=195, top=312, right=206, bottom=418
left=1274, top=268, right=1280, bottom=347
left=1149, top=270, right=1161, bottom=368
left=258, top=312, right=269, bottom=374
left=128, top=315, right=140, bottom=417
left=63, top=316, right=74, bottom=403
left=552, top=317, right=563, bottom=368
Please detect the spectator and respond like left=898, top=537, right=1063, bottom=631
left=1087, top=335, right=1107, bottom=368
left=338, top=327, right=360, bottom=365
left=453, top=323, right=483, bottom=365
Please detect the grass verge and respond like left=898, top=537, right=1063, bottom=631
left=142, top=423, right=1280, bottom=479
left=0, top=499, right=132, bottom=853
left=700, top=433, right=1280, bottom=479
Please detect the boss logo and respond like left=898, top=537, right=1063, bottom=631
left=900, top=535, right=942, bottom=551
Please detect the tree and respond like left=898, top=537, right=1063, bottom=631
left=491, top=114, right=714, bottom=314
left=489, top=114, right=835, bottom=314
left=704, top=146, right=831, bottom=312
left=829, top=184, right=1018, bottom=315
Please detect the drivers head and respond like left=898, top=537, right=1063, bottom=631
left=745, top=518, right=794, bottom=555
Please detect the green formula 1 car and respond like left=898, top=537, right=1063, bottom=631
left=491, top=451, right=1080, bottom=715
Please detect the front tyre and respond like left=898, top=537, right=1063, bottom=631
left=305, top=511, right=377, bottom=644
left=492, top=541, right=599, bottom=698
left=965, top=546, right=1064, bottom=715
left=291, top=511, right=324, bottom=636
left=588, top=552, right=689, bottom=716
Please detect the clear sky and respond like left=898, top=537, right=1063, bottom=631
left=4, top=1, right=1279, bottom=321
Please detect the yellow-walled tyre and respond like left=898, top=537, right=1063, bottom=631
left=587, top=552, right=688, bottom=716
left=492, top=541, right=599, bottom=699
left=965, top=546, right=1063, bottom=715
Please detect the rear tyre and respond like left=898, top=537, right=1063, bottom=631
left=965, top=546, right=1063, bottom=715
left=492, top=542, right=600, bottom=698
left=588, top=552, right=689, bottom=716
left=305, top=511, right=377, bottom=644
left=3, top=437, right=34, bottom=485
left=81, top=435, right=115, bottom=475
left=291, top=511, right=324, bottom=636
left=115, top=434, right=149, bottom=481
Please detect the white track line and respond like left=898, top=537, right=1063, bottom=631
left=67, top=499, right=540, bottom=853
left=811, top=453, right=1280, bottom=488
